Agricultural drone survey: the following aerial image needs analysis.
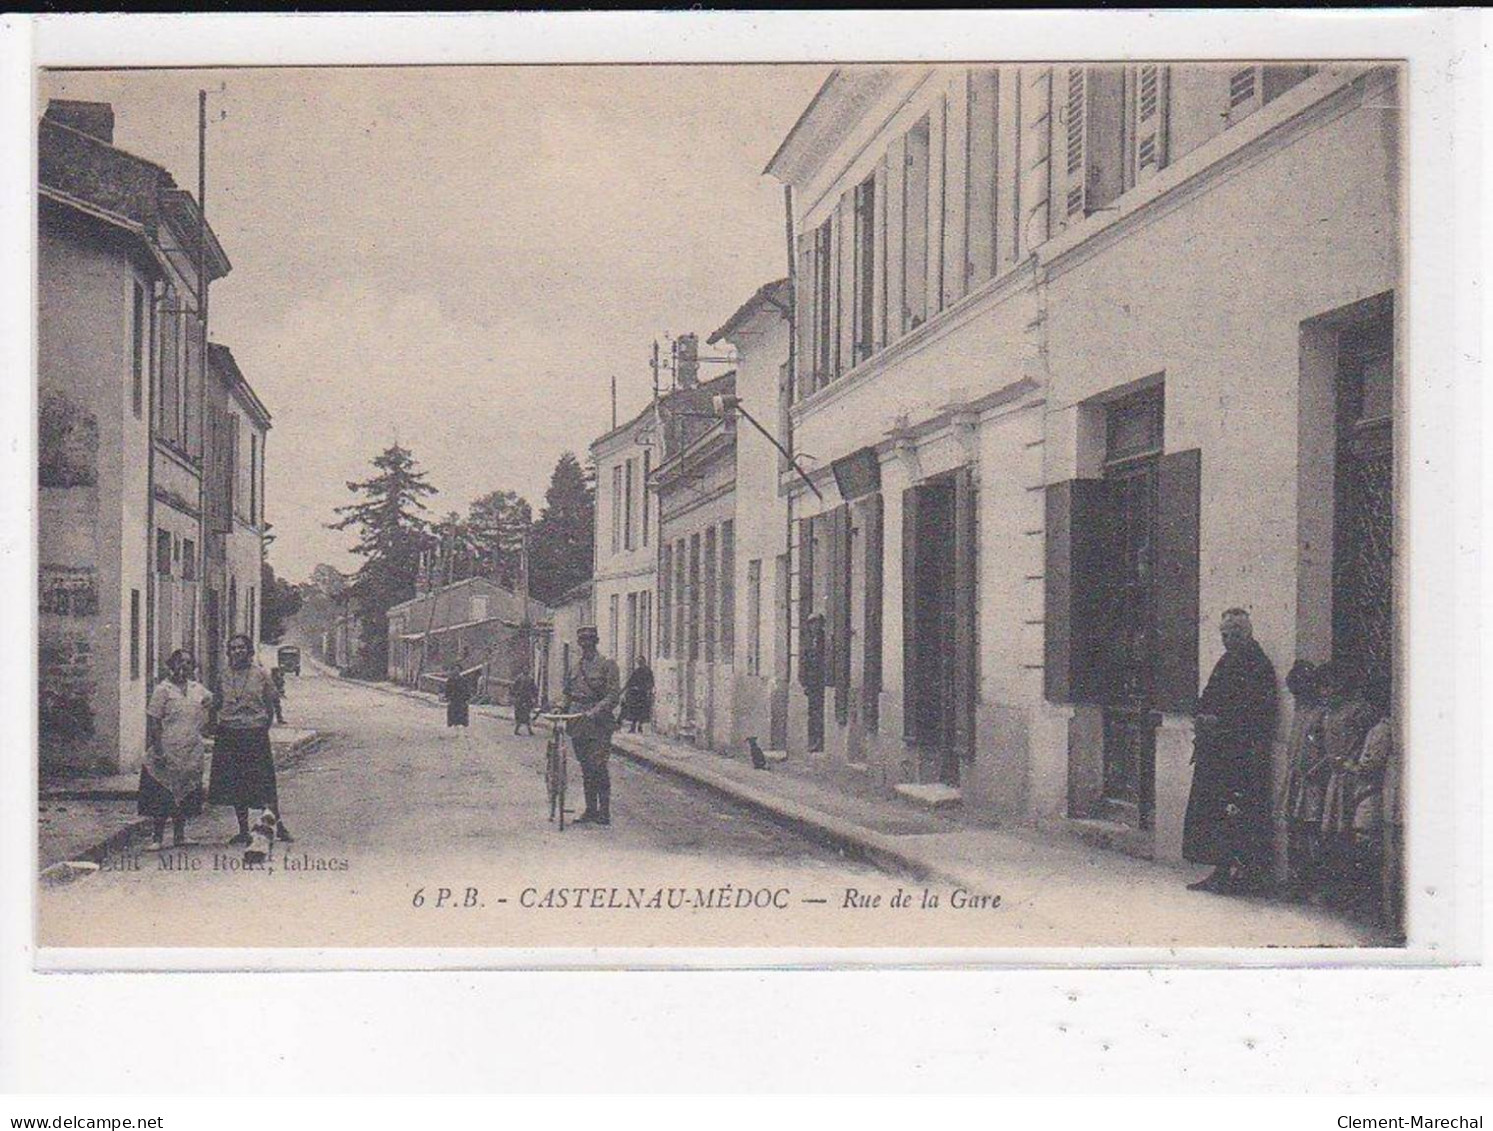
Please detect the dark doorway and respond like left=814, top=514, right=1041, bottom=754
left=204, top=588, right=220, bottom=690
left=1098, top=387, right=1164, bottom=828
left=904, top=479, right=959, bottom=786
left=803, top=613, right=826, bottom=752
left=1334, top=312, right=1394, bottom=713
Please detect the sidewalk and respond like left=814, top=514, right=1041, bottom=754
left=610, top=728, right=1388, bottom=948
left=38, top=725, right=321, bottom=876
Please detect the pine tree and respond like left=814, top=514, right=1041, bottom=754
left=327, top=444, right=437, bottom=676
left=528, top=451, right=594, bottom=607
left=467, top=488, right=533, bottom=589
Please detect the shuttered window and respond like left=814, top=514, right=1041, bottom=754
left=902, top=116, right=930, bottom=332
left=720, top=519, right=735, bottom=661
left=1064, top=67, right=1086, bottom=218
left=813, top=219, right=834, bottom=394
left=674, top=537, right=687, bottom=659
left=965, top=68, right=999, bottom=292
left=642, top=449, right=651, bottom=547
left=1131, top=64, right=1169, bottom=187
left=853, top=175, right=877, bottom=364
left=659, top=542, right=673, bottom=658
left=861, top=492, right=884, bottom=733
left=703, top=526, right=717, bottom=663
left=131, top=282, right=146, bottom=419
left=688, top=533, right=701, bottom=662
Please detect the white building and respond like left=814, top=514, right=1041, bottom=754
left=765, top=63, right=1399, bottom=863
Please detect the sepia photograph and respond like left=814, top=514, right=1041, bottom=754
left=31, top=52, right=1420, bottom=956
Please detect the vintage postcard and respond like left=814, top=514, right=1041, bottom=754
left=29, top=43, right=1452, bottom=962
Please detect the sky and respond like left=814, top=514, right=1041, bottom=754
left=39, top=64, right=829, bottom=583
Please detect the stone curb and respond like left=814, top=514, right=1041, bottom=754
left=38, top=729, right=323, bottom=881
left=609, top=732, right=997, bottom=896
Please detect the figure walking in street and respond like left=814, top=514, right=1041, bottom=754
left=444, top=660, right=472, bottom=731
left=270, top=665, right=287, bottom=724
left=1279, top=659, right=1328, bottom=900
left=512, top=669, right=538, bottom=736
left=620, top=656, right=654, bottom=734
left=564, top=625, right=620, bottom=826
left=1183, top=608, right=1278, bottom=895
left=209, top=634, right=294, bottom=846
left=141, top=649, right=213, bottom=850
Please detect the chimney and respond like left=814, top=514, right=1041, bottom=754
left=44, top=100, right=115, bottom=145
left=675, top=333, right=699, bottom=389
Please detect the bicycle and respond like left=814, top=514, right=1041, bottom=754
left=540, top=712, right=586, bottom=830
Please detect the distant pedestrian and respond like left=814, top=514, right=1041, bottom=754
left=620, top=657, right=654, bottom=734
left=1279, top=659, right=1328, bottom=899
left=270, top=665, right=287, bottom=725
left=1184, top=609, right=1278, bottom=895
left=512, top=671, right=538, bottom=736
left=141, top=649, right=213, bottom=850
left=444, top=661, right=472, bottom=729
left=564, top=625, right=620, bottom=826
left=210, top=633, right=293, bottom=846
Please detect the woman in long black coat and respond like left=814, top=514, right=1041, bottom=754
left=1183, top=609, right=1278, bottom=894
left=444, top=663, right=472, bottom=728
left=620, top=658, right=654, bottom=734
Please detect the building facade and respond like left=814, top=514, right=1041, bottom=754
left=38, top=99, right=236, bottom=774
left=765, top=64, right=1399, bottom=862
left=652, top=372, right=738, bottom=748
left=386, top=576, right=547, bottom=701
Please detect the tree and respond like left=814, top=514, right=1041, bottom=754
left=260, top=560, right=304, bottom=644
left=327, top=444, right=438, bottom=676
left=466, top=488, right=533, bottom=589
left=528, top=451, right=593, bottom=607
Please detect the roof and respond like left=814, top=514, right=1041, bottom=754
left=764, top=66, right=911, bottom=186
left=39, top=114, right=231, bottom=282
left=588, top=366, right=739, bottom=455
left=385, top=574, right=549, bottom=621
left=207, top=343, right=272, bottom=429
left=708, top=278, right=790, bottom=345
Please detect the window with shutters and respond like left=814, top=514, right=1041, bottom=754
left=156, top=529, right=172, bottom=576
left=609, top=593, right=620, bottom=660
left=250, top=433, right=259, bottom=526
left=675, top=537, right=687, bottom=659
left=688, top=534, right=701, bottom=662
left=131, top=282, right=146, bottom=419
left=965, top=67, right=999, bottom=291
left=182, top=539, right=196, bottom=582
left=902, top=116, right=930, bottom=332
left=813, top=218, right=834, bottom=394
left=611, top=465, right=622, bottom=554
left=641, top=449, right=651, bottom=547
left=1226, top=65, right=1261, bottom=126
left=1059, top=66, right=1127, bottom=225
left=703, top=525, right=718, bottom=663
left=746, top=558, right=762, bottom=676
left=720, top=519, right=735, bottom=661
left=624, top=458, right=635, bottom=551
left=1129, top=64, right=1169, bottom=187
left=659, top=543, right=673, bottom=659
left=129, top=589, right=140, bottom=680
left=853, top=175, right=876, bottom=364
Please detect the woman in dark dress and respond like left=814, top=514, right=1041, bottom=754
left=512, top=671, right=538, bottom=736
left=444, top=662, right=472, bottom=728
left=620, top=658, right=654, bottom=734
left=209, top=633, right=293, bottom=845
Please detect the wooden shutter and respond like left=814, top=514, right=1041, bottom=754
left=901, top=486, right=922, bottom=738
left=828, top=505, right=852, bottom=724
left=1044, top=477, right=1119, bottom=703
left=837, top=193, right=854, bottom=377
left=965, top=67, right=999, bottom=291
left=862, top=492, right=884, bottom=732
left=1154, top=448, right=1201, bottom=714
left=1057, top=66, right=1088, bottom=226
left=226, top=411, right=239, bottom=522
left=797, top=517, right=816, bottom=689
left=659, top=542, right=672, bottom=658
left=796, top=234, right=815, bottom=402
left=1131, top=64, right=1169, bottom=186
left=1226, top=65, right=1262, bottom=127
left=951, top=467, right=978, bottom=762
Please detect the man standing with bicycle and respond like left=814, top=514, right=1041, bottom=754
left=564, top=625, right=621, bottom=826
